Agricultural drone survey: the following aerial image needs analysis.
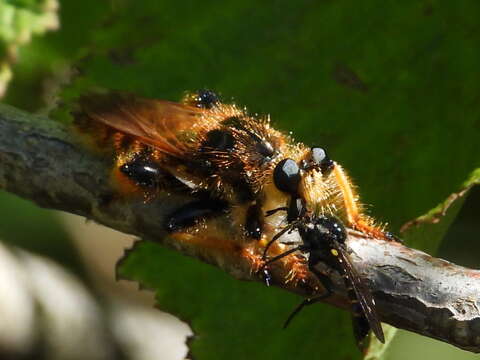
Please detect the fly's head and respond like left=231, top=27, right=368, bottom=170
left=271, top=146, right=344, bottom=222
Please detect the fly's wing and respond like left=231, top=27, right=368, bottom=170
left=334, top=242, right=385, bottom=344
left=77, top=92, right=209, bottom=157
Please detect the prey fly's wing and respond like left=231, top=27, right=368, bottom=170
left=334, top=242, right=385, bottom=344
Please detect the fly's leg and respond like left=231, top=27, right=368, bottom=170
left=165, top=199, right=228, bottom=232
left=265, top=207, right=288, bottom=217
left=113, top=144, right=189, bottom=200
left=245, top=203, right=263, bottom=240
left=283, top=293, right=331, bottom=329
left=283, top=267, right=334, bottom=328
left=259, top=244, right=305, bottom=286
left=331, top=163, right=400, bottom=242
left=262, top=225, right=293, bottom=260
left=119, top=156, right=163, bottom=189
left=384, top=231, right=403, bottom=243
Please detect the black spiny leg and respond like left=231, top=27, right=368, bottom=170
left=245, top=203, right=263, bottom=240
left=283, top=267, right=334, bottom=328
left=260, top=245, right=304, bottom=286
left=119, top=154, right=192, bottom=195
left=385, top=231, right=403, bottom=243
left=265, top=207, right=288, bottom=217
left=165, top=199, right=228, bottom=233
left=120, top=156, right=163, bottom=189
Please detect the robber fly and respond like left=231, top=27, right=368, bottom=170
left=74, top=89, right=396, bottom=347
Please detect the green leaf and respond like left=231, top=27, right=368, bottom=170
left=3, top=0, right=110, bottom=111
left=0, top=191, right=86, bottom=276
left=400, top=168, right=480, bottom=254
left=50, top=1, right=480, bottom=359
left=118, top=241, right=360, bottom=359
left=364, top=325, right=398, bottom=360
left=0, top=0, right=58, bottom=96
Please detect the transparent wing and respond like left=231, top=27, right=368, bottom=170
left=78, top=92, right=209, bottom=157
left=335, top=243, right=385, bottom=343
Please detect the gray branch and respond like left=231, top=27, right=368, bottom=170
left=1, top=103, right=479, bottom=353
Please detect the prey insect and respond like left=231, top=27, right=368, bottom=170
left=260, top=149, right=388, bottom=346
left=74, top=89, right=395, bottom=347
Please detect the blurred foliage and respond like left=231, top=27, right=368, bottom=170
left=0, top=0, right=58, bottom=97
left=439, top=185, right=480, bottom=269
left=3, top=0, right=108, bottom=110
left=119, top=242, right=357, bottom=359
left=401, top=168, right=480, bottom=254
left=0, top=239, right=190, bottom=359
left=0, top=191, right=86, bottom=277
left=1, top=0, right=480, bottom=359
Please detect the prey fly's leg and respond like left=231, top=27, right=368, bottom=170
left=262, top=225, right=293, bottom=260
left=263, top=246, right=305, bottom=267
left=260, top=220, right=301, bottom=285
left=283, top=292, right=331, bottom=329
left=262, top=218, right=302, bottom=261
left=283, top=266, right=335, bottom=328
left=259, top=245, right=305, bottom=286
left=265, top=207, right=288, bottom=217
left=384, top=231, right=403, bottom=243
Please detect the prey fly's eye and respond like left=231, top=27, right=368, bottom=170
left=196, top=89, right=219, bottom=109
left=273, top=158, right=301, bottom=194
left=311, top=147, right=334, bottom=174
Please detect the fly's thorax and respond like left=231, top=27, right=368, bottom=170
left=298, top=167, right=347, bottom=222
left=299, top=215, right=347, bottom=248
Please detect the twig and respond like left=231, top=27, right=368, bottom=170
left=1, top=103, right=480, bottom=352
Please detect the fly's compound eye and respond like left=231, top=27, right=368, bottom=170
left=311, top=147, right=334, bottom=174
left=196, top=89, right=219, bottom=109
left=273, top=158, right=301, bottom=194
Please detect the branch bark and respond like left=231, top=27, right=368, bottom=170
left=1, top=103, right=480, bottom=352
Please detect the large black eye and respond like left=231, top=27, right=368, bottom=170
left=273, top=158, right=301, bottom=194
left=311, top=147, right=334, bottom=174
